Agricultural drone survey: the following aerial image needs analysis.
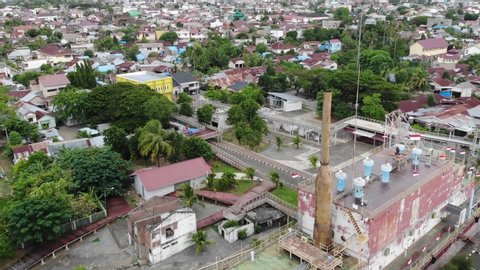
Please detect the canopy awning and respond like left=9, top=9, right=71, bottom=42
left=352, top=130, right=376, bottom=138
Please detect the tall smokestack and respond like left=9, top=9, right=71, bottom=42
left=313, top=91, right=333, bottom=247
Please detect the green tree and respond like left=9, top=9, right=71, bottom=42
left=182, top=137, right=214, bottom=161
left=464, top=13, right=479, bottom=21
left=333, top=7, right=351, bottom=24
left=275, top=136, right=283, bottom=151
left=203, top=173, right=216, bottom=190
left=245, top=167, right=255, bottom=181
left=255, top=43, right=268, bottom=54
left=286, top=30, right=298, bottom=40
left=144, top=95, right=176, bottom=127
left=53, top=88, right=89, bottom=124
left=138, top=120, right=173, bottom=166
left=293, top=135, right=301, bottom=149
left=361, top=94, right=386, bottom=121
left=441, top=253, right=473, bottom=270
left=56, top=147, right=132, bottom=196
left=104, top=126, right=130, bottom=160
left=7, top=198, right=71, bottom=245
left=67, top=60, right=97, bottom=89
left=13, top=71, right=42, bottom=87
left=69, top=193, right=99, bottom=219
left=309, top=155, right=318, bottom=170
left=427, top=94, right=436, bottom=107
left=178, top=183, right=203, bottom=208
left=84, top=49, right=94, bottom=58
left=411, top=16, right=429, bottom=26
left=125, top=45, right=139, bottom=61
left=8, top=131, right=22, bottom=146
left=179, top=102, right=194, bottom=117
left=191, top=230, right=214, bottom=255
left=409, top=68, right=429, bottom=93
left=160, top=31, right=179, bottom=42
left=269, top=171, right=281, bottom=188
left=177, top=92, right=193, bottom=104
left=197, top=104, right=216, bottom=124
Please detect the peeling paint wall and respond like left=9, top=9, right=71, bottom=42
left=298, top=163, right=474, bottom=269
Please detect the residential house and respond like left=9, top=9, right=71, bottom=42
left=427, top=18, right=452, bottom=29
left=430, top=78, right=454, bottom=92
left=138, top=43, right=165, bottom=57
left=329, top=39, right=342, bottom=53
left=228, top=58, right=245, bottom=69
left=127, top=196, right=196, bottom=264
left=35, top=73, right=71, bottom=97
left=270, top=43, right=297, bottom=54
left=465, top=42, right=480, bottom=57
left=7, top=48, right=31, bottom=61
left=133, top=157, right=211, bottom=201
left=270, top=29, right=284, bottom=40
left=116, top=71, right=174, bottom=100
left=36, top=44, right=76, bottom=64
left=171, top=72, right=200, bottom=96
left=322, top=20, right=342, bottom=29
left=452, top=81, right=477, bottom=98
left=409, top=38, right=448, bottom=57
left=15, top=102, right=56, bottom=130
left=267, top=92, right=303, bottom=112
left=433, top=53, right=461, bottom=70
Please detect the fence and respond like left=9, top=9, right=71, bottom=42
left=408, top=206, right=480, bottom=270
left=196, top=221, right=296, bottom=270
left=60, top=209, right=107, bottom=234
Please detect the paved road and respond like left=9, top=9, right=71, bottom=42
left=213, top=141, right=310, bottom=187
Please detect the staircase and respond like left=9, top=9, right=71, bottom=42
left=347, top=211, right=368, bottom=244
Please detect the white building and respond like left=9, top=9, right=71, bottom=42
left=127, top=196, right=197, bottom=264
left=465, top=43, right=480, bottom=56
left=133, top=157, right=211, bottom=201
left=267, top=92, right=303, bottom=112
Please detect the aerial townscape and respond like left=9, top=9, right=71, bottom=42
left=2, top=0, right=480, bottom=270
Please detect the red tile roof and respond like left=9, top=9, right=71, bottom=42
left=399, top=94, right=445, bottom=113
left=431, top=78, right=453, bottom=87
left=38, top=44, right=74, bottom=57
left=38, top=73, right=70, bottom=88
left=417, top=38, right=448, bottom=50
left=134, top=157, right=211, bottom=191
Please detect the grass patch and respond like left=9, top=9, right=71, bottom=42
left=209, top=159, right=240, bottom=174
left=91, top=237, right=100, bottom=242
left=0, top=181, right=12, bottom=198
left=271, top=187, right=298, bottom=206
left=123, top=190, right=140, bottom=207
left=225, top=181, right=257, bottom=195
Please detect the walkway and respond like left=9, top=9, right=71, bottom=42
left=196, top=180, right=278, bottom=228
left=8, top=198, right=132, bottom=270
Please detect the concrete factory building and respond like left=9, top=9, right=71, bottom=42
left=297, top=147, right=474, bottom=269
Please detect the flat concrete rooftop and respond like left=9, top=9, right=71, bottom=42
left=117, top=71, right=168, bottom=83
left=303, top=147, right=456, bottom=217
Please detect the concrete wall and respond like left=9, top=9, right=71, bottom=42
left=134, top=175, right=206, bottom=201
left=219, top=220, right=255, bottom=243
left=283, top=100, right=302, bottom=112
left=148, top=210, right=197, bottom=264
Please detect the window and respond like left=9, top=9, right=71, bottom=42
left=166, top=228, right=174, bottom=238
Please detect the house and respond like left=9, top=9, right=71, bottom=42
left=427, top=18, right=452, bottom=29
left=267, top=92, right=303, bottom=112
left=116, top=71, right=174, bottom=101
left=432, top=53, right=461, bottom=70
left=15, top=102, right=56, bottom=130
left=127, top=196, right=196, bottom=265
left=7, top=47, right=31, bottom=61
left=409, top=38, right=448, bottom=57
left=36, top=44, right=75, bottom=64
left=322, top=20, right=342, bottom=29
left=270, top=43, right=296, bottom=54
left=451, top=81, right=477, bottom=98
left=171, top=72, right=200, bottom=96
left=430, top=78, right=454, bottom=92
left=35, top=73, right=70, bottom=97
left=329, top=39, right=342, bottom=53
left=464, top=42, right=480, bottom=57
left=133, top=157, right=211, bottom=201
left=228, top=58, right=245, bottom=69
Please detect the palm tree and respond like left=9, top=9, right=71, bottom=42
left=275, top=136, right=283, bottom=151
left=138, top=120, right=173, bottom=167
left=178, top=183, right=204, bottom=208
left=270, top=171, right=281, bottom=188
left=293, top=135, right=301, bottom=149
left=191, top=230, right=214, bottom=255
left=409, top=68, right=429, bottom=93
left=309, top=155, right=318, bottom=170
left=245, top=167, right=255, bottom=181
left=203, top=174, right=216, bottom=191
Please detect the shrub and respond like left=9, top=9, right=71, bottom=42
left=251, top=237, right=261, bottom=247
left=254, top=224, right=262, bottom=234
left=237, top=228, right=247, bottom=240
left=223, top=220, right=239, bottom=229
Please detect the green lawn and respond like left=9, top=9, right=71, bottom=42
left=225, top=180, right=258, bottom=195
left=209, top=159, right=240, bottom=174
left=271, top=187, right=298, bottom=206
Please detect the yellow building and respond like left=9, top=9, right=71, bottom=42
left=116, top=71, right=174, bottom=100
left=409, top=38, right=448, bottom=57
